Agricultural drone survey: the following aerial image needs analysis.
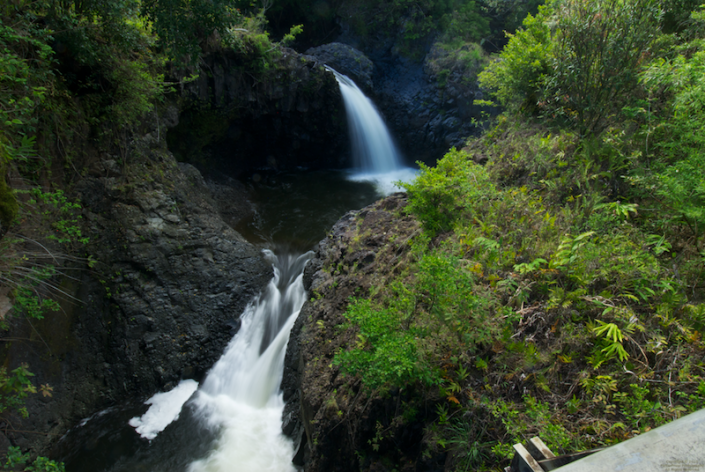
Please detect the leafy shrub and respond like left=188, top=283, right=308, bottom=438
left=139, top=0, right=242, bottom=63
left=438, top=1, right=490, bottom=44
left=403, top=148, right=496, bottom=235
left=334, top=297, right=421, bottom=389
left=0, top=2, right=55, bottom=187
left=2, top=446, right=65, bottom=471
left=637, top=47, right=705, bottom=251
left=478, top=6, right=553, bottom=112
left=480, top=0, right=662, bottom=134
left=335, top=241, right=512, bottom=390
left=544, top=0, right=662, bottom=134
left=425, top=41, right=488, bottom=89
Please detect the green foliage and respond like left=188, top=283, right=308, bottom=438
left=614, top=384, right=671, bottom=429
left=480, top=0, right=662, bottom=134
left=439, top=419, right=492, bottom=470
left=438, top=1, right=490, bottom=44
left=2, top=446, right=65, bottom=472
left=637, top=46, right=705, bottom=250
left=0, top=365, right=35, bottom=419
left=220, top=13, right=300, bottom=76
left=0, top=188, right=87, bottom=326
left=0, top=2, right=55, bottom=175
left=544, top=0, right=662, bottom=134
left=11, top=266, right=61, bottom=322
left=281, top=24, right=304, bottom=47
left=0, top=164, right=19, bottom=229
left=425, top=41, right=488, bottom=89
left=490, top=396, right=576, bottom=455
left=107, top=58, right=166, bottom=129
left=140, top=0, right=241, bottom=63
left=590, top=321, right=629, bottom=365
left=27, top=188, right=87, bottom=245
left=335, top=241, right=511, bottom=390
left=335, top=0, right=501, bottom=59
left=46, top=4, right=169, bottom=132
left=334, top=297, right=421, bottom=389
left=403, top=148, right=496, bottom=235
left=0, top=367, right=60, bottom=470
left=478, top=6, right=553, bottom=111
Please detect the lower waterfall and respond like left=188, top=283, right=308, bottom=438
left=187, top=251, right=312, bottom=472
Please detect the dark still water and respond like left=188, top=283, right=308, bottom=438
left=235, top=170, right=384, bottom=252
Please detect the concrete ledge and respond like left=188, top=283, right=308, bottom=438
left=554, top=408, right=705, bottom=472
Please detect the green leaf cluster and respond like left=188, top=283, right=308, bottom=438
left=3, top=446, right=65, bottom=472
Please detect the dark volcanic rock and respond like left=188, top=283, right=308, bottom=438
left=77, top=134, right=272, bottom=398
left=305, top=43, right=375, bottom=93
left=0, top=110, right=272, bottom=457
left=371, top=50, right=485, bottom=165
left=168, top=47, right=349, bottom=178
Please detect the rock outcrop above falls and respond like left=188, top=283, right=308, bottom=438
left=305, top=43, right=375, bottom=93
left=168, top=47, right=348, bottom=178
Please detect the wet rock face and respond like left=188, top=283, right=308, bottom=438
left=305, top=43, right=375, bottom=93
left=282, top=194, right=426, bottom=471
left=2, top=114, right=272, bottom=456
left=371, top=51, right=484, bottom=165
left=168, top=48, right=349, bottom=178
left=76, top=134, right=272, bottom=398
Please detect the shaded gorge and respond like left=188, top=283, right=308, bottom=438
left=56, top=68, right=416, bottom=471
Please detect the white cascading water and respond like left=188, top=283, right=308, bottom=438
left=329, top=68, right=418, bottom=195
left=329, top=68, right=402, bottom=172
left=187, top=251, right=312, bottom=472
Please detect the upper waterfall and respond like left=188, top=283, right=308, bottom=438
left=329, top=68, right=404, bottom=173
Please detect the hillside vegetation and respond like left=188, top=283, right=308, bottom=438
left=329, top=0, right=705, bottom=469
